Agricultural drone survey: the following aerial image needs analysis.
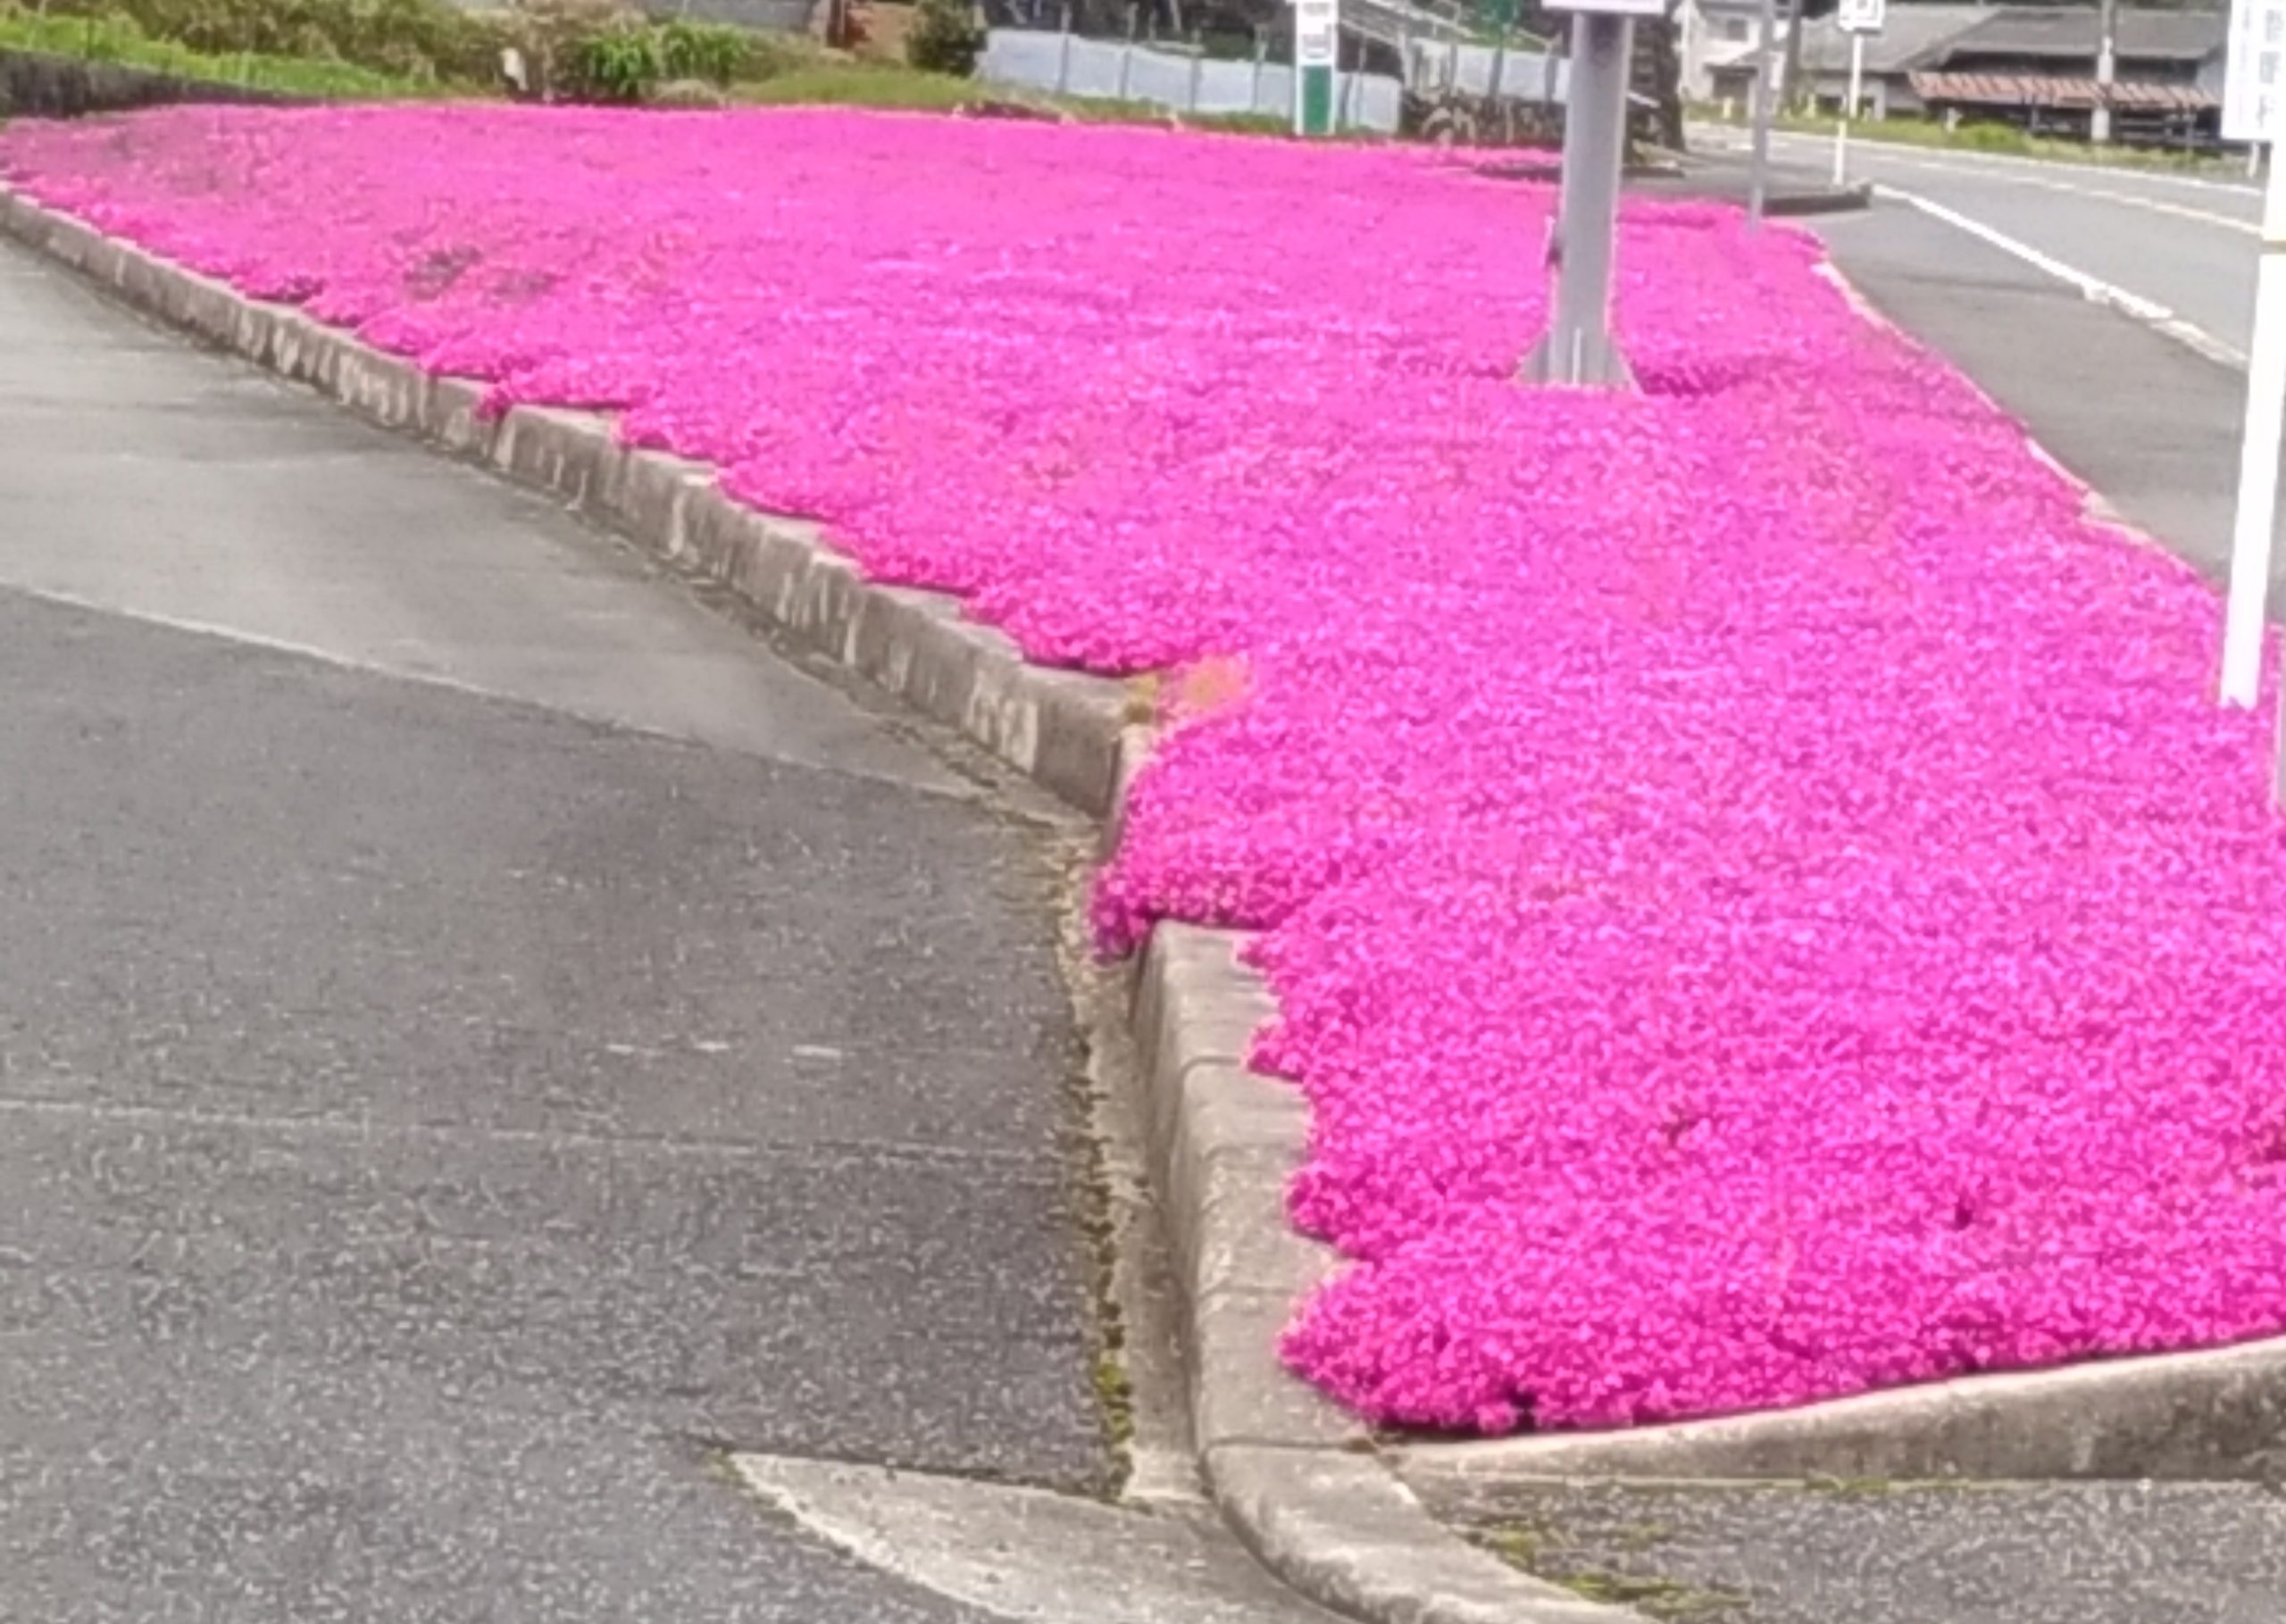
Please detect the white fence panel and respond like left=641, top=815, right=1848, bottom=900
left=1123, top=47, right=1198, bottom=109
left=1404, top=38, right=1568, bottom=103
left=980, top=29, right=1402, bottom=132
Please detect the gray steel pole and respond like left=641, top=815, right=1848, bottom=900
left=1523, top=11, right=1635, bottom=387
left=1747, top=0, right=1778, bottom=229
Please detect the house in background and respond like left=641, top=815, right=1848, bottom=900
left=1679, top=0, right=1785, bottom=107
left=1793, top=3, right=2225, bottom=142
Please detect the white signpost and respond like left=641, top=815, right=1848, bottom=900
left=1292, top=0, right=1339, bottom=137
left=2219, top=0, right=2286, bottom=730
left=1831, top=0, right=1884, bottom=187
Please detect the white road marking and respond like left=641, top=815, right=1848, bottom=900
left=1736, top=124, right=2262, bottom=199
left=1880, top=185, right=2249, bottom=371
left=1868, top=153, right=2258, bottom=236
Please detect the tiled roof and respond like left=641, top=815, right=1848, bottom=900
left=1798, top=4, right=2226, bottom=78
left=1907, top=68, right=2220, bottom=108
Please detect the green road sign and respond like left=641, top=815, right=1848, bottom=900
left=1293, top=0, right=1339, bottom=136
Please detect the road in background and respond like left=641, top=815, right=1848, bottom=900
left=1682, top=129, right=2264, bottom=584
left=1701, top=124, right=2262, bottom=354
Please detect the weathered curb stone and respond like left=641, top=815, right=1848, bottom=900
left=1393, top=1333, right=2286, bottom=1521
left=0, top=184, right=1618, bottom=1622
left=1137, top=929, right=1629, bottom=1620
left=0, top=186, right=1127, bottom=816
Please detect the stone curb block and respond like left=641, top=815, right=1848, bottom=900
left=1136, top=929, right=1638, bottom=1620
left=0, top=184, right=1620, bottom=1623
left=1208, top=1445, right=1625, bottom=1624
left=1392, top=1333, right=2286, bottom=1517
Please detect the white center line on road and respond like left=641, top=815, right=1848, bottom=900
left=1879, top=184, right=2251, bottom=371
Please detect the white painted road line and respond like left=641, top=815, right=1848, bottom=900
left=1868, top=154, right=2258, bottom=236
left=1735, top=125, right=2263, bottom=200
left=1879, top=184, right=2250, bottom=371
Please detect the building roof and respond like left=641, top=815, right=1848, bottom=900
left=1798, top=4, right=2226, bottom=79
left=1797, top=3, right=1992, bottom=76
left=1953, top=6, right=2223, bottom=62
left=1908, top=68, right=2220, bottom=107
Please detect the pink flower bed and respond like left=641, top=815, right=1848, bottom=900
left=13, top=105, right=2286, bottom=1434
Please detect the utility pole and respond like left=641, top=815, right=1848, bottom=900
left=2093, top=0, right=2119, bottom=144
left=1780, top=0, right=1806, bottom=112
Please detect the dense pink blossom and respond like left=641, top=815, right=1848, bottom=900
left=13, top=105, right=2286, bottom=1434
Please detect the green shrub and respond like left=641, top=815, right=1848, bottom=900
left=657, top=18, right=753, bottom=84
left=28, top=0, right=493, bottom=84
left=905, top=0, right=981, bottom=78
left=564, top=10, right=661, bottom=101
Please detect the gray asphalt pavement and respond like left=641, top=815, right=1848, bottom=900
left=0, top=240, right=1118, bottom=1622
left=1462, top=1478, right=2286, bottom=1624
left=1702, top=126, right=2263, bottom=354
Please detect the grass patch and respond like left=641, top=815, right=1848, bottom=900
left=734, top=59, right=1329, bottom=139
left=1478, top=1517, right=1746, bottom=1620
left=1554, top=1571, right=1751, bottom=1620
left=0, top=4, right=473, bottom=99
left=732, top=59, right=982, bottom=112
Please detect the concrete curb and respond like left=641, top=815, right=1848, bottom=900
left=1133, top=926, right=1632, bottom=1621
left=0, top=184, right=1622, bottom=1624
left=0, top=190, right=1128, bottom=819
left=1391, top=1332, right=2286, bottom=1520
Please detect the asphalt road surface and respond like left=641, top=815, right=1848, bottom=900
left=0, top=238, right=1136, bottom=1624
left=1462, top=1478, right=2286, bottom=1624
left=1703, top=127, right=2263, bottom=354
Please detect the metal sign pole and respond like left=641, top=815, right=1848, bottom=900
left=2221, top=146, right=2286, bottom=711
left=1747, top=0, right=1779, bottom=229
left=2093, top=0, right=2119, bottom=144
left=1523, top=8, right=1638, bottom=387
left=1292, top=0, right=1339, bottom=136
left=1832, top=31, right=1864, bottom=184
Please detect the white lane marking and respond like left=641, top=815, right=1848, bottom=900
left=1741, top=124, right=2261, bottom=200
left=1867, top=153, right=2258, bottom=236
left=1880, top=185, right=2249, bottom=371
